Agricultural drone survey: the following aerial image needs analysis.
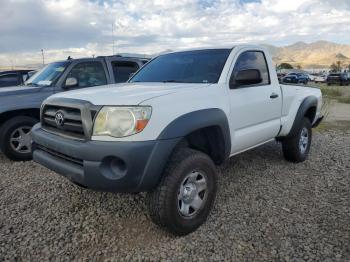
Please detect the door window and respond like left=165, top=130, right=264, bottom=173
left=21, top=73, right=30, bottom=82
left=66, top=62, right=107, bottom=88
left=112, top=61, right=139, bottom=83
left=230, top=51, right=270, bottom=88
left=0, top=74, right=19, bottom=87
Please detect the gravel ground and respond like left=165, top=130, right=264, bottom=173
left=0, top=129, right=349, bottom=261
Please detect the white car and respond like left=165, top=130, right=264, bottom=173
left=308, top=74, right=318, bottom=81
left=31, top=45, right=323, bottom=235
left=314, top=74, right=327, bottom=83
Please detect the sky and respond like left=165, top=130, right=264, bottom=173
left=0, top=0, right=350, bottom=67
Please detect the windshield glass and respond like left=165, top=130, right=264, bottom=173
left=26, top=61, right=70, bottom=86
left=130, top=49, right=231, bottom=84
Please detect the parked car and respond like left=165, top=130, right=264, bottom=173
left=277, top=72, right=286, bottom=82
left=0, top=70, right=36, bottom=88
left=326, top=73, right=350, bottom=86
left=314, top=74, right=327, bottom=83
left=0, top=56, right=148, bottom=161
left=282, top=73, right=309, bottom=84
left=308, top=73, right=318, bottom=82
left=31, top=45, right=323, bottom=235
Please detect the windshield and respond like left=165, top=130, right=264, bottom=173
left=130, top=49, right=231, bottom=84
left=26, top=61, right=70, bottom=86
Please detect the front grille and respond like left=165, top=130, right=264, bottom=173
left=37, top=145, right=83, bottom=166
left=41, top=98, right=101, bottom=140
left=42, top=105, right=85, bottom=139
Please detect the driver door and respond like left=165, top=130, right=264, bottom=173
left=228, top=50, right=282, bottom=154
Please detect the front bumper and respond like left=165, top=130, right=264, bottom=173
left=31, top=124, right=180, bottom=192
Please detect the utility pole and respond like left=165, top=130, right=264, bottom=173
left=41, top=49, right=45, bottom=65
left=112, top=23, right=115, bottom=55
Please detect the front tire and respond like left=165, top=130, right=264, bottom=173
left=148, top=148, right=217, bottom=236
left=0, top=116, right=38, bottom=161
left=281, top=118, right=312, bottom=163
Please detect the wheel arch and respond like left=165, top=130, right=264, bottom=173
left=0, top=108, right=40, bottom=128
left=157, top=108, right=231, bottom=164
left=286, top=96, right=317, bottom=138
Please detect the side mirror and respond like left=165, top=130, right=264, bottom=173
left=65, top=77, right=78, bottom=88
left=232, top=69, right=262, bottom=88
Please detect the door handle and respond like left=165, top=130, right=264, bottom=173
left=270, top=93, right=279, bottom=99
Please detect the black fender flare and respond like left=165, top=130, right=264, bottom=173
left=286, top=96, right=317, bottom=138
left=157, top=108, right=231, bottom=161
left=0, top=108, right=40, bottom=128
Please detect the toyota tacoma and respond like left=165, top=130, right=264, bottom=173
left=31, top=45, right=323, bottom=235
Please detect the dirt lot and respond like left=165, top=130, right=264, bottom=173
left=1, top=85, right=350, bottom=260
left=0, top=120, right=349, bottom=260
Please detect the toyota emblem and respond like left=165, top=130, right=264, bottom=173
left=55, top=111, right=65, bottom=127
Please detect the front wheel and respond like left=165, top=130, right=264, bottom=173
left=0, top=116, right=38, bottom=161
left=281, top=118, right=312, bottom=163
left=148, top=148, right=217, bottom=236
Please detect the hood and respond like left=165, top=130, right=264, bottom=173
left=50, top=82, right=209, bottom=105
left=0, top=85, right=42, bottom=96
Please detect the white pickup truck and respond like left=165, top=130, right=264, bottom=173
left=31, top=45, right=323, bottom=235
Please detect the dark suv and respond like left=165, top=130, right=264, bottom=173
left=327, top=73, right=350, bottom=86
left=0, top=70, right=36, bottom=87
left=282, top=73, right=309, bottom=84
left=0, top=56, right=148, bottom=161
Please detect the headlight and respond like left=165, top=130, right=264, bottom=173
left=93, top=106, right=152, bottom=137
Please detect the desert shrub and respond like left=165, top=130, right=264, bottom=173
left=320, top=87, right=342, bottom=97
left=337, top=97, right=350, bottom=104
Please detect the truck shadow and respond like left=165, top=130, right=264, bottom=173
left=0, top=140, right=290, bottom=247
left=62, top=140, right=286, bottom=240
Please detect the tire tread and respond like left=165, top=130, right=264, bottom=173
left=148, top=147, right=217, bottom=235
left=282, top=117, right=312, bottom=163
left=0, top=116, right=37, bottom=161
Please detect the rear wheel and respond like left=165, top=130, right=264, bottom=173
left=0, top=116, right=38, bottom=161
left=148, top=148, right=217, bottom=236
left=281, top=118, right=312, bottom=163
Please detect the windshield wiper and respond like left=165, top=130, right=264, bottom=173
left=25, top=83, right=39, bottom=87
left=162, top=80, right=185, bottom=83
left=130, top=80, right=187, bottom=83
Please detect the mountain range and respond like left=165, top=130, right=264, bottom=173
left=2, top=41, right=350, bottom=71
left=265, top=41, right=350, bottom=69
